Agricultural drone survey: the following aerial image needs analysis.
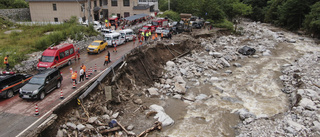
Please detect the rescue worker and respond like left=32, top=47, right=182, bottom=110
left=69, top=68, right=73, bottom=82
left=145, top=32, right=149, bottom=43
left=148, top=31, right=151, bottom=40
left=104, top=54, right=109, bottom=66
left=3, top=55, right=9, bottom=71
left=141, top=31, right=145, bottom=41
left=152, top=34, right=155, bottom=42
left=155, top=33, right=158, bottom=41
left=105, top=19, right=108, bottom=28
left=161, top=32, right=164, bottom=40
left=72, top=71, right=78, bottom=84
left=81, top=63, right=86, bottom=78
left=133, top=35, right=136, bottom=46
left=79, top=67, right=84, bottom=83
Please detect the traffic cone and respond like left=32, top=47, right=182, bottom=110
left=60, top=89, right=64, bottom=99
left=72, top=80, right=76, bottom=89
left=94, top=64, right=97, bottom=72
left=34, top=104, right=39, bottom=116
left=86, top=72, right=89, bottom=79
left=90, top=67, right=93, bottom=75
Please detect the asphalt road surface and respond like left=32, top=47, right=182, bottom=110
left=0, top=41, right=137, bottom=137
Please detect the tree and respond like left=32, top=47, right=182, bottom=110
left=242, top=0, right=268, bottom=21
left=278, top=0, right=310, bottom=30
left=264, top=0, right=285, bottom=24
left=304, top=2, right=320, bottom=37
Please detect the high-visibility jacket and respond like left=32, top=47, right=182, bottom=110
left=4, top=57, right=8, bottom=64
left=141, top=32, right=144, bottom=36
left=155, top=33, right=158, bottom=38
left=82, top=65, right=86, bottom=72
left=105, top=19, right=108, bottom=23
left=71, top=72, right=77, bottom=80
left=146, top=33, right=149, bottom=37
left=152, top=35, right=155, bottom=40
left=105, top=55, right=109, bottom=61
left=148, top=31, right=151, bottom=36
left=161, top=32, right=163, bottom=37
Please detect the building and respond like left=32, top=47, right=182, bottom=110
left=25, top=0, right=158, bottom=22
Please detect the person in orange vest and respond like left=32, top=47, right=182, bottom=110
left=161, top=32, right=164, bottom=40
left=155, top=33, right=158, bottom=41
left=3, top=55, right=9, bottom=71
left=77, top=48, right=80, bottom=60
left=152, top=34, right=155, bottom=42
left=81, top=63, right=86, bottom=78
left=104, top=54, right=109, bottom=66
left=71, top=71, right=77, bottom=84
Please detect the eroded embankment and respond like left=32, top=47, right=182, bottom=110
left=40, top=33, right=206, bottom=136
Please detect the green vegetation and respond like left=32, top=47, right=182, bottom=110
left=159, top=0, right=252, bottom=30
left=0, top=16, right=98, bottom=69
left=0, top=0, right=28, bottom=9
left=157, top=10, right=181, bottom=21
left=159, top=0, right=320, bottom=37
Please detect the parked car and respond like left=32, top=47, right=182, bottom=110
left=37, top=43, right=77, bottom=70
left=19, top=68, right=63, bottom=100
left=119, top=29, right=136, bottom=42
left=155, top=27, right=171, bottom=37
left=104, top=32, right=126, bottom=47
left=0, top=71, right=32, bottom=98
left=87, top=40, right=108, bottom=54
left=100, top=28, right=115, bottom=35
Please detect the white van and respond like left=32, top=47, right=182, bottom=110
left=119, top=29, right=136, bottom=42
left=101, top=28, right=115, bottom=34
left=104, top=32, right=126, bottom=47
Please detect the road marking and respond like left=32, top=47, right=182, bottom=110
left=16, top=66, right=109, bottom=137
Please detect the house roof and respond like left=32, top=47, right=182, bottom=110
left=133, top=4, right=150, bottom=10
left=124, top=14, right=149, bottom=21
left=26, top=0, right=85, bottom=2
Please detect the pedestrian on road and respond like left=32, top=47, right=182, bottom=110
left=3, top=55, right=9, bottom=71
left=79, top=67, right=84, bottom=83
left=72, top=71, right=78, bottom=84
left=113, top=42, right=117, bottom=52
left=104, top=55, right=109, bottom=66
left=152, top=34, right=155, bottom=42
left=77, top=48, right=80, bottom=60
left=108, top=51, right=111, bottom=62
left=155, top=33, right=158, bottom=41
left=168, top=32, right=172, bottom=39
left=133, top=35, right=136, bottom=47
left=81, top=63, right=86, bottom=78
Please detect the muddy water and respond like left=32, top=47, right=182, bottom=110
left=159, top=33, right=319, bottom=136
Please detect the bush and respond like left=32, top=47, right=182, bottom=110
left=213, top=19, right=234, bottom=30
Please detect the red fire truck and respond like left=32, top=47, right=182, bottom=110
left=151, top=18, right=169, bottom=28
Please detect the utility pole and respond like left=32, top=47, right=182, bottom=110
left=168, top=0, right=170, bottom=10
left=87, top=0, right=92, bottom=25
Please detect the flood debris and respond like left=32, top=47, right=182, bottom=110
left=238, top=46, right=256, bottom=55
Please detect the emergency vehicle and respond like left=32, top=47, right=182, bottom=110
left=37, top=43, right=77, bottom=70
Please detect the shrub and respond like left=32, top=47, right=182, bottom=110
left=158, top=10, right=181, bottom=21
left=213, top=19, right=234, bottom=30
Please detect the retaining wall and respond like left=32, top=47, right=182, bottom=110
left=0, top=8, right=31, bottom=21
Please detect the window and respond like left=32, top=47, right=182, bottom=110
left=123, top=0, right=130, bottom=6
left=64, top=50, right=69, bottom=56
left=53, top=3, right=57, bottom=11
left=54, top=17, right=58, bottom=22
left=124, top=12, right=130, bottom=17
left=70, top=48, right=74, bottom=54
left=94, top=0, right=97, bottom=7
left=111, top=0, right=117, bottom=6
left=59, top=52, right=64, bottom=59
left=139, top=0, right=146, bottom=2
left=99, top=0, right=102, bottom=6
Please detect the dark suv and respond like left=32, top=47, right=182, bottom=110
left=0, top=72, right=32, bottom=98
left=19, top=68, right=63, bottom=100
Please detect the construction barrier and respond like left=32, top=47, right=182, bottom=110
left=72, top=80, right=76, bottom=89
left=60, top=89, right=64, bottom=99
left=34, top=104, right=39, bottom=116
left=94, top=64, right=97, bottom=72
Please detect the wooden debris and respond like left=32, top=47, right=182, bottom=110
left=313, top=82, right=320, bottom=88
left=115, top=120, right=135, bottom=136
left=138, top=121, right=162, bottom=137
left=181, top=96, right=195, bottom=102
left=100, top=127, right=121, bottom=134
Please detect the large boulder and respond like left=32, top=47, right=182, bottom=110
left=147, top=87, right=160, bottom=98
left=299, top=98, right=316, bottom=110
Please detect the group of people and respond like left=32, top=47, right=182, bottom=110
left=70, top=63, right=87, bottom=85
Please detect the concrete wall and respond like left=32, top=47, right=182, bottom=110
left=0, top=8, right=31, bottom=21
left=29, top=2, right=82, bottom=22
